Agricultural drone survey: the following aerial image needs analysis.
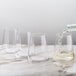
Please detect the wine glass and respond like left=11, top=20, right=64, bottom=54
left=27, top=32, right=48, bottom=62
left=0, top=28, right=26, bottom=64
left=2, top=28, right=22, bottom=54
left=0, top=28, right=15, bottom=63
left=9, top=29, right=27, bottom=61
left=53, top=28, right=75, bottom=75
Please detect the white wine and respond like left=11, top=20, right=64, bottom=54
left=54, top=51, right=74, bottom=61
left=53, top=51, right=74, bottom=67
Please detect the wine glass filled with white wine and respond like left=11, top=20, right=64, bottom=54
left=53, top=26, right=75, bottom=70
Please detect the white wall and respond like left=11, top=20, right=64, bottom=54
left=0, top=0, right=76, bottom=44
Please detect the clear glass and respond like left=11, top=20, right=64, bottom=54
left=53, top=27, right=75, bottom=73
left=2, top=28, right=22, bottom=54
left=27, top=32, right=48, bottom=62
left=0, top=28, right=25, bottom=64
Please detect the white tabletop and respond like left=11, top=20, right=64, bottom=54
left=0, top=45, right=75, bottom=76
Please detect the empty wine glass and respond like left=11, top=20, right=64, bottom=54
left=27, top=32, right=48, bottom=62
left=2, top=28, right=22, bottom=54
left=0, top=28, right=26, bottom=64
left=9, top=29, right=28, bottom=60
left=0, top=28, right=15, bottom=63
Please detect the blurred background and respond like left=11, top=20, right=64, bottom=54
left=0, top=0, right=76, bottom=45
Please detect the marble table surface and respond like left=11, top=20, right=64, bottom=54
left=0, top=45, right=76, bottom=76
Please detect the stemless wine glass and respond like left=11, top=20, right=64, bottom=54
left=2, top=28, right=22, bottom=54
left=27, top=32, right=48, bottom=62
left=0, top=28, right=15, bottom=63
left=53, top=25, right=76, bottom=74
left=0, top=28, right=25, bottom=64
